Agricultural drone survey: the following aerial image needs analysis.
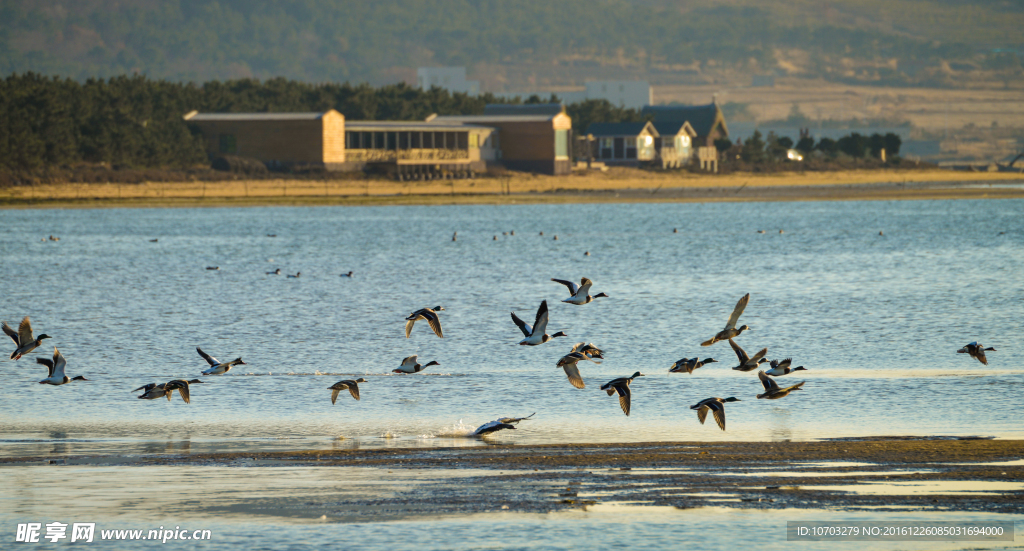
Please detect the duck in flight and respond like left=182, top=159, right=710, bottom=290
left=601, top=372, right=644, bottom=416
left=36, top=347, right=88, bottom=385
left=729, top=338, right=768, bottom=372
left=511, top=300, right=566, bottom=345
left=3, top=317, right=51, bottom=360
left=134, top=380, right=191, bottom=403
left=551, top=277, right=609, bottom=305
left=570, top=342, right=604, bottom=360
left=669, top=357, right=717, bottom=374
left=393, top=355, right=440, bottom=374
left=406, top=306, right=444, bottom=338
left=701, top=293, right=751, bottom=346
left=555, top=347, right=600, bottom=389
left=765, top=358, right=806, bottom=376
left=756, top=370, right=805, bottom=400
left=957, top=342, right=996, bottom=365
left=690, top=397, right=740, bottom=431
left=473, top=413, right=535, bottom=436
left=197, top=347, right=246, bottom=375
left=329, top=378, right=367, bottom=404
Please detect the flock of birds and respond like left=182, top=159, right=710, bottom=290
left=6, top=262, right=999, bottom=436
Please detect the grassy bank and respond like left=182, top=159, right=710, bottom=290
left=1, top=168, right=1021, bottom=209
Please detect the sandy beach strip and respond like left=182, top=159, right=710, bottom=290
left=1, top=169, right=1021, bottom=208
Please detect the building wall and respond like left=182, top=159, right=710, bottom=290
left=193, top=119, right=326, bottom=164
left=321, top=111, right=346, bottom=163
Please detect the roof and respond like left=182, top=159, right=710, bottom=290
left=483, top=103, right=564, bottom=116
left=585, top=121, right=656, bottom=137
left=346, top=120, right=494, bottom=131
left=641, top=103, right=728, bottom=137
left=652, top=120, right=697, bottom=138
left=183, top=111, right=337, bottom=121
left=431, top=114, right=559, bottom=123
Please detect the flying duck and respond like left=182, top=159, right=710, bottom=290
left=957, top=342, right=996, bottom=365
left=329, top=378, right=367, bottom=404
left=765, top=358, right=806, bottom=376
left=133, top=380, right=190, bottom=403
left=3, top=317, right=51, bottom=360
left=570, top=342, right=604, bottom=360
left=601, top=372, right=644, bottom=416
left=36, top=347, right=88, bottom=385
left=669, top=357, right=717, bottom=374
left=690, top=397, right=740, bottom=431
left=393, top=355, right=440, bottom=374
left=266, top=268, right=281, bottom=275
left=729, top=338, right=768, bottom=372
left=474, top=413, right=535, bottom=436
left=555, top=349, right=600, bottom=389
left=511, top=300, right=566, bottom=345
left=756, top=370, right=805, bottom=400
left=197, top=347, right=246, bottom=375
left=701, top=293, right=751, bottom=346
left=551, top=277, right=609, bottom=305
left=406, top=306, right=444, bottom=338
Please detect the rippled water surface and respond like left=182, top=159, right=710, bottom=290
left=1, top=200, right=1022, bottom=455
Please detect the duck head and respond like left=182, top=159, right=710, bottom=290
left=233, top=358, right=246, bottom=365
left=37, top=334, right=52, bottom=342
left=71, top=375, right=89, bottom=381
left=354, top=378, right=368, bottom=383
left=551, top=331, right=567, bottom=338
left=631, top=371, right=645, bottom=378
left=737, top=325, right=750, bottom=332
left=423, top=360, right=440, bottom=367
left=432, top=306, right=445, bottom=311
left=187, top=379, right=205, bottom=384
left=723, top=397, right=741, bottom=402
left=594, top=293, right=609, bottom=298
left=703, top=358, right=718, bottom=364
left=792, top=366, right=807, bottom=371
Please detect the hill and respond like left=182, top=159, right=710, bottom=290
left=3, top=0, right=1022, bottom=88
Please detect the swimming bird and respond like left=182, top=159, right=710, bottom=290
left=728, top=338, right=768, bottom=372
left=555, top=350, right=599, bottom=389
left=552, top=277, right=608, bottom=305
left=287, top=272, right=301, bottom=278
left=197, top=347, right=246, bottom=375
left=511, top=300, right=567, bottom=345
left=329, top=378, right=367, bottom=404
left=765, top=358, right=806, bottom=376
left=957, top=342, right=996, bottom=365
left=405, top=306, right=444, bottom=338
left=690, top=397, right=740, bottom=431
left=393, top=355, right=440, bottom=374
left=206, top=266, right=220, bottom=270
left=340, top=271, right=353, bottom=277
left=601, top=372, right=644, bottom=416
left=36, top=347, right=87, bottom=385
left=756, top=370, right=805, bottom=400
left=149, top=238, right=158, bottom=242
left=3, top=317, right=51, bottom=360
left=700, top=293, right=751, bottom=346
left=266, top=268, right=281, bottom=275
left=669, top=357, right=717, bottom=374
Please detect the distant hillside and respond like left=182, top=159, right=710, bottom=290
left=3, top=0, right=1022, bottom=88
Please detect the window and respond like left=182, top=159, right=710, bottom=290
left=218, top=134, right=236, bottom=154
left=470, top=133, right=479, bottom=148
left=412, top=132, right=421, bottom=148
left=614, top=137, right=624, bottom=159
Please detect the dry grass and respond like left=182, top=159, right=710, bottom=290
left=0, top=168, right=1021, bottom=209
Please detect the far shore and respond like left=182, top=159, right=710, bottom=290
left=1, top=168, right=1022, bottom=209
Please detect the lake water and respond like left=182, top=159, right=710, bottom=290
left=0, top=200, right=1022, bottom=456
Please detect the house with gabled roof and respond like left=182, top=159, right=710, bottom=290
left=584, top=121, right=658, bottom=165
left=640, top=103, right=728, bottom=147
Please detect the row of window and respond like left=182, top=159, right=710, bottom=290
left=596, top=135, right=690, bottom=160
left=346, top=131, right=484, bottom=151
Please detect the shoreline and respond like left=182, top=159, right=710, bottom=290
left=1, top=169, right=1021, bottom=209
left=4, top=438, right=1021, bottom=516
